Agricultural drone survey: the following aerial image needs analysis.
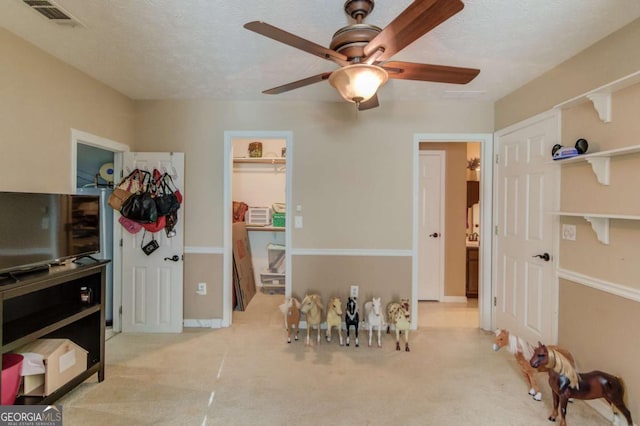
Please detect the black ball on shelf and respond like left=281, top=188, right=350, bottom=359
left=575, top=138, right=589, bottom=154
left=552, top=144, right=563, bottom=156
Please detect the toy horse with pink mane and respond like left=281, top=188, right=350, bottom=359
left=493, top=328, right=575, bottom=401
left=278, top=297, right=300, bottom=343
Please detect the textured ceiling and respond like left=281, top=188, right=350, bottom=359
left=2, top=0, right=640, bottom=103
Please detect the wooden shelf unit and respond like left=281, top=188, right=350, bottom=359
left=0, top=260, right=107, bottom=405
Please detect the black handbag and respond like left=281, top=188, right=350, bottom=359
left=154, top=175, right=180, bottom=216
left=121, top=172, right=158, bottom=223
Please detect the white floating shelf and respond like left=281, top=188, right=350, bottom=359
left=552, top=144, right=640, bottom=185
left=233, top=157, right=285, bottom=164
left=550, top=212, right=640, bottom=244
left=554, top=70, right=640, bottom=123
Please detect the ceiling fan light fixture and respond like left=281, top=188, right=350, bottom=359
left=328, top=64, right=388, bottom=104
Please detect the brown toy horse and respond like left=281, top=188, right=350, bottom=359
left=493, top=329, right=575, bottom=401
left=529, top=342, right=633, bottom=426
left=279, top=297, right=301, bottom=343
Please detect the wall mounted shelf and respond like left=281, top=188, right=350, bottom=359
left=550, top=212, right=640, bottom=244
left=233, top=157, right=285, bottom=164
left=552, top=144, right=640, bottom=185
left=554, top=70, right=640, bottom=123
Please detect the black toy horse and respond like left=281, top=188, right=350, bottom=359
left=345, top=296, right=359, bottom=347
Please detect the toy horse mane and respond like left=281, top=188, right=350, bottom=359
left=494, top=328, right=534, bottom=360
left=547, top=347, right=579, bottom=389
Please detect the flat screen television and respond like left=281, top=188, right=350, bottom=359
left=0, top=192, right=101, bottom=275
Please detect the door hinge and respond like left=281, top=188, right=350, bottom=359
left=495, top=154, right=499, bottom=165
left=119, top=306, right=123, bottom=315
left=119, top=238, right=123, bottom=247
left=494, top=225, right=498, bottom=235
left=493, top=297, right=497, bottom=307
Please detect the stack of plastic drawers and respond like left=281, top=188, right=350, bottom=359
left=260, top=243, right=285, bottom=289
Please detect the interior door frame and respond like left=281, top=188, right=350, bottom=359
left=223, top=130, right=293, bottom=327
left=413, top=133, right=494, bottom=331
left=70, top=128, right=130, bottom=333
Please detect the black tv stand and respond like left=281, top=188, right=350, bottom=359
left=0, top=261, right=106, bottom=405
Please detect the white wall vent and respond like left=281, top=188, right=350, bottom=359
left=22, top=0, right=83, bottom=27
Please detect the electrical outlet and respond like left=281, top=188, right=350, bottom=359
left=294, top=216, right=303, bottom=228
left=197, top=282, right=207, bottom=295
left=350, top=285, right=359, bottom=298
left=562, top=224, right=576, bottom=241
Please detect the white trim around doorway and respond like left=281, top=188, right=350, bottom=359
left=223, top=130, right=293, bottom=327
left=412, top=133, right=494, bottom=331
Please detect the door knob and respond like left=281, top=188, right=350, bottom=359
left=532, top=253, right=550, bottom=262
left=429, top=232, right=440, bottom=238
left=164, top=255, right=180, bottom=262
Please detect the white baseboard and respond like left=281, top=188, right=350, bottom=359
left=441, top=296, right=468, bottom=303
left=583, top=399, right=636, bottom=426
left=183, top=318, right=223, bottom=328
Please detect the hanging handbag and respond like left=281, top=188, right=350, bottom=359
left=118, top=215, right=143, bottom=234
left=140, top=230, right=160, bottom=255
left=121, top=172, right=158, bottom=223
left=153, top=172, right=181, bottom=216
left=142, top=214, right=166, bottom=233
left=108, top=169, right=144, bottom=211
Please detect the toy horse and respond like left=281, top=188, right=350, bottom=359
left=530, top=342, right=633, bottom=426
left=386, top=299, right=410, bottom=352
left=493, top=329, right=575, bottom=401
left=278, top=297, right=300, bottom=343
left=325, top=297, right=343, bottom=346
left=344, top=297, right=359, bottom=347
left=300, top=294, right=323, bottom=346
left=363, top=297, right=384, bottom=348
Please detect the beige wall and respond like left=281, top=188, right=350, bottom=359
left=495, top=18, right=640, bottom=130
left=0, top=28, right=135, bottom=193
left=134, top=100, right=493, bottom=317
left=291, top=255, right=412, bottom=307
left=419, top=142, right=467, bottom=297
left=559, top=280, right=639, bottom=419
left=184, top=254, right=223, bottom=318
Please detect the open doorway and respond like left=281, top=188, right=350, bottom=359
left=412, top=133, right=493, bottom=331
left=72, top=129, right=129, bottom=337
left=223, top=131, right=292, bottom=327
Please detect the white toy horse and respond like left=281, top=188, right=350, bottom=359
left=363, top=297, right=385, bottom=348
left=300, top=294, right=323, bottom=346
left=386, top=299, right=410, bottom=352
left=325, top=297, right=343, bottom=346
left=278, top=297, right=301, bottom=343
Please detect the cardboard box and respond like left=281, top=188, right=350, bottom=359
left=18, top=339, right=88, bottom=396
left=232, top=222, right=256, bottom=310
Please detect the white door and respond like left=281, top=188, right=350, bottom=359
left=121, top=152, right=184, bottom=333
left=494, top=112, right=559, bottom=344
left=418, top=151, right=445, bottom=301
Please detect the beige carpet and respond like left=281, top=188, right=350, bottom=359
left=58, top=292, right=611, bottom=425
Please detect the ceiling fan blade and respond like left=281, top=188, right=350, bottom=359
left=358, top=94, right=380, bottom=111
left=383, top=61, right=479, bottom=84
left=262, top=72, right=333, bottom=95
left=244, top=21, right=349, bottom=66
left=364, top=0, right=464, bottom=62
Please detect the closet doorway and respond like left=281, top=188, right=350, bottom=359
left=223, top=131, right=293, bottom=327
left=71, top=129, right=129, bottom=336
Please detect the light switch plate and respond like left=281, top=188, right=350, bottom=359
left=294, top=216, right=303, bottom=228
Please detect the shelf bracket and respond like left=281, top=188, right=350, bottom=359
left=586, top=157, right=611, bottom=185
left=584, top=216, right=610, bottom=244
left=586, top=92, right=612, bottom=123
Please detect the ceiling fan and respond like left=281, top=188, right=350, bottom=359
left=244, top=0, right=480, bottom=110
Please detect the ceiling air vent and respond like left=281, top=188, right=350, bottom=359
left=22, top=0, right=83, bottom=26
